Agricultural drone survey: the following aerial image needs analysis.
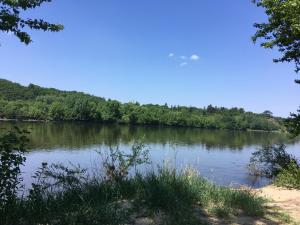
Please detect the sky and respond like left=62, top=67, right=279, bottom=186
left=0, top=0, right=299, bottom=117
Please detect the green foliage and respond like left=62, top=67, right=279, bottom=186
left=252, top=0, right=300, bottom=77
left=286, top=107, right=300, bottom=137
left=252, top=0, right=300, bottom=137
left=102, top=141, right=150, bottom=183
left=249, top=144, right=300, bottom=190
left=0, top=79, right=285, bottom=131
left=263, top=110, right=273, bottom=117
left=0, top=127, right=28, bottom=211
left=274, top=162, right=300, bottom=189
left=17, top=164, right=127, bottom=225
left=49, top=101, right=65, bottom=120
left=0, top=0, right=63, bottom=44
left=135, top=167, right=265, bottom=223
left=249, top=144, right=297, bottom=177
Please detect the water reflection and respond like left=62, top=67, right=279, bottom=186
left=0, top=122, right=294, bottom=151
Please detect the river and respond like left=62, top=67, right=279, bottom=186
left=1, top=122, right=299, bottom=188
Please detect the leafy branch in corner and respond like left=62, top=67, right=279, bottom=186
left=252, top=0, right=300, bottom=80
left=0, top=0, right=63, bottom=44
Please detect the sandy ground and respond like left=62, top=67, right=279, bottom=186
left=257, top=185, right=300, bottom=224
left=199, top=186, right=300, bottom=224
left=126, top=186, right=300, bottom=225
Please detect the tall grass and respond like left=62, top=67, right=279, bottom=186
left=2, top=166, right=266, bottom=225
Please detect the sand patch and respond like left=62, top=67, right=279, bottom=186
left=257, top=185, right=300, bottom=224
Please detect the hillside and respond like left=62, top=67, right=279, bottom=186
left=0, top=78, right=284, bottom=131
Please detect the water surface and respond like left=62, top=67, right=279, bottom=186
left=1, top=122, right=299, bottom=188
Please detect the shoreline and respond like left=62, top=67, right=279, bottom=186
left=0, top=118, right=46, bottom=122
left=0, top=118, right=285, bottom=133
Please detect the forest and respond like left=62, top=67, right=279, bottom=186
left=0, top=79, right=284, bottom=131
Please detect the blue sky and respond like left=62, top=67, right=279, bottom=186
left=0, top=0, right=299, bottom=117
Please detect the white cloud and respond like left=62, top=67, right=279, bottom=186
left=180, top=56, right=187, bottom=60
left=180, top=62, right=188, bottom=67
left=190, top=54, right=200, bottom=61
left=168, top=53, right=174, bottom=57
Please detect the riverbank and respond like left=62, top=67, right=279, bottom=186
left=0, top=118, right=46, bottom=122
left=255, top=185, right=300, bottom=224
left=1, top=166, right=296, bottom=225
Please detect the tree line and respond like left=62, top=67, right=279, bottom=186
left=0, top=79, right=284, bottom=131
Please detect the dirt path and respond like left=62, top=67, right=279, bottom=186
left=257, top=185, right=300, bottom=224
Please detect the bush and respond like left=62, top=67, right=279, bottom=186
left=249, top=144, right=300, bottom=190
left=274, top=162, right=300, bottom=189
left=248, top=144, right=297, bottom=177
left=101, top=141, right=150, bottom=183
left=0, top=127, right=29, bottom=225
left=0, top=127, right=28, bottom=204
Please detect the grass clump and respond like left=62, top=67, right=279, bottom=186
left=4, top=164, right=129, bottom=225
left=129, top=167, right=266, bottom=222
left=274, top=162, right=300, bottom=189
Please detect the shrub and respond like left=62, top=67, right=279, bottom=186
left=0, top=127, right=29, bottom=225
left=249, top=144, right=297, bottom=177
left=249, top=144, right=300, bottom=190
left=101, top=141, right=150, bottom=183
left=274, top=162, right=300, bottom=189
left=0, top=127, right=28, bottom=204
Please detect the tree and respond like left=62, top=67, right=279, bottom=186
left=0, top=127, right=28, bottom=206
left=49, top=101, right=64, bottom=120
left=262, top=110, right=273, bottom=117
left=286, top=108, right=300, bottom=137
left=0, top=79, right=285, bottom=131
left=253, top=1, right=300, bottom=136
left=252, top=0, right=300, bottom=80
left=0, top=0, right=63, bottom=44
left=207, top=104, right=217, bottom=113
left=101, top=100, right=122, bottom=122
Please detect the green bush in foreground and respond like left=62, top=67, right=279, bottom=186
left=0, top=127, right=29, bottom=225
left=249, top=145, right=300, bottom=190
left=249, top=144, right=297, bottom=177
left=274, top=162, right=300, bottom=189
